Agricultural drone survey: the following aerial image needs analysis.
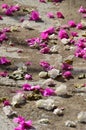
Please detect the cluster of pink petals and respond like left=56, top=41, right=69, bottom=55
left=56, top=12, right=64, bottom=19
left=47, top=12, right=55, bottom=18
left=0, top=71, right=8, bottom=77
left=29, top=10, right=40, bottom=21
left=78, top=6, right=86, bottom=13
left=62, top=71, right=72, bottom=79
left=0, top=31, right=8, bottom=42
left=58, top=29, right=69, bottom=39
left=40, top=46, right=50, bottom=54
left=40, top=61, right=54, bottom=71
left=13, top=116, right=32, bottom=130
left=41, top=87, right=55, bottom=96
left=0, top=15, right=3, bottom=20
left=40, top=27, right=55, bottom=40
left=26, top=37, right=41, bottom=47
left=70, top=32, right=78, bottom=37
left=25, top=61, right=32, bottom=66
left=24, top=74, right=32, bottom=80
left=75, top=38, right=86, bottom=59
left=22, top=83, right=55, bottom=97
left=76, top=23, right=83, bottom=29
left=1, top=4, right=20, bottom=16
left=68, top=20, right=76, bottom=27
left=0, top=57, right=11, bottom=65
left=39, top=0, right=46, bottom=3
left=3, top=100, right=10, bottom=106
left=61, top=63, right=73, bottom=71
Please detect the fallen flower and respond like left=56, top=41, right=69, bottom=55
left=13, top=116, right=32, bottom=130
left=58, top=29, right=69, bottom=39
left=40, top=61, right=53, bottom=71
left=29, top=10, right=40, bottom=21
left=24, top=74, right=32, bottom=80
left=39, top=0, right=46, bottom=3
left=76, top=23, right=83, bottom=29
left=68, top=20, right=76, bottom=27
left=0, top=57, right=11, bottom=65
left=56, top=12, right=64, bottom=19
left=78, top=6, right=86, bottom=13
left=40, top=46, right=50, bottom=54
left=41, top=87, right=55, bottom=96
left=3, top=100, right=10, bottom=106
left=62, top=71, right=72, bottom=79
left=47, top=12, right=55, bottom=18
left=61, top=63, right=73, bottom=70
left=22, top=83, right=32, bottom=91
left=0, top=71, right=8, bottom=77
left=70, top=32, right=78, bottom=37
left=0, top=15, right=3, bottom=20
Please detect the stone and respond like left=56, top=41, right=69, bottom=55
left=39, top=71, right=48, bottom=78
left=55, top=84, right=67, bottom=96
left=21, top=20, right=30, bottom=29
left=38, top=118, right=50, bottom=124
left=65, top=120, right=76, bottom=127
left=53, top=108, right=63, bottom=116
left=49, top=34, right=57, bottom=39
left=11, top=92, right=26, bottom=107
left=36, top=99, right=55, bottom=111
left=3, top=106, right=17, bottom=117
left=61, top=38, right=69, bottom=45
left=50, top=45, right=59, bottom=53
left=42, top=78, right=56, bottom=87
left=77, top=111, right=86, bottom=123
left=48, top=69, right=60, bottom=79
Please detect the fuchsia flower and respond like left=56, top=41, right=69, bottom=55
left=24, top=74, right=32, bottom=80
left=62, top=71, right=72, bottom=79
left=0, top=32, right=8, bottom=42
left=26, top=37, right=41, bottom=47
left=40, top=31, right=49, bottom=40
left=31, top=85, right=41, bottom=91
left=13, top=116, right=32, bottom=130
left=39, top=0, right=46, bottom=3
left=25, top=61, right=32, bottom=66
left=40, top=61, right=53, bottom=71
left=78, top=6, right=86, bottom=13
left=0, top=15, right=3, bottom=20
left=0, top=57, right=11, bottom=65
left=29, top=10, right=40, bottom=21
left=58, top=29, right=69, bottom=39
left=22, top=84, right=32, bottom=91
left=3, top=100, right=10, bottom=106
left=68, top=20, right=76, bottom=27
left=61, top=63, right=73, bottom=70
left=40, top=27, right=55, bottom=40
left=56, top=12, right=64, bottom=19
left=76, top=23, right=83, bottom=29
left=1, top=4, right=20, bottom=16
left=40, top=46, right=50, bottom=54
left=47, top=12, right=54, bottom=18
left=1, top=4, right=9, bottom=9
left=41, top=87, right=55, bottom=96
left=0, top=71, right=8, bottom=77
left=71, top=32, right=78, bottom=37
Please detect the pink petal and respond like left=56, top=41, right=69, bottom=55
left=58, top=29, right=69, bottom=39
left=68, top=20, right=76, bottom=27
left=56, top=12, right=64, bottom=19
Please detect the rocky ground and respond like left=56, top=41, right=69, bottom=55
left=0, top=0, right=86, bottom=130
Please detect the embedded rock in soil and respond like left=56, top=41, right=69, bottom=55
left=65, top=120, right=76, bottom=127
left=48, top=69, right=60, bottom=79
left=39, top=71, right=48, bottom=78
left=36, top=99, right=55, bottom=111
left=77, top=111, right=86, bottom=123
left=55, top=84, right=67, bottom=96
